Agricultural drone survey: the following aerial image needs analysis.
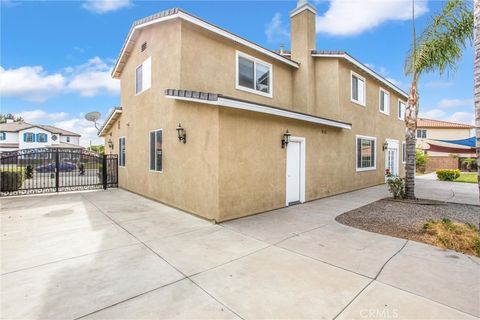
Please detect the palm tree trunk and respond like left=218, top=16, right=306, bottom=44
left=475, top=0, right=480, bottom=198
left=405, top=73, right=419, bottom=199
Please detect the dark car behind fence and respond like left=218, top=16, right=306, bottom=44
left=0, top=148, right=118, bottom=196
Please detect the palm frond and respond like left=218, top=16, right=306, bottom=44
left=405, top=0, right=473, bottom=76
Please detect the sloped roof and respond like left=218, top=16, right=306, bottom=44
left=417, top=118, right=474, bottom=129
left=0, top=121, right=81, bottom=136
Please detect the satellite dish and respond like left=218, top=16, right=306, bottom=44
left=85, top=111, right=101, bottom=130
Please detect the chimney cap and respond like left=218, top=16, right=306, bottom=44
left=290, top=0, right=317, bottom=17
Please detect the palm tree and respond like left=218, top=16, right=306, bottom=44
left=475, top=0, right=480, bottom=198
left=404, top=0, right=474, bottom=199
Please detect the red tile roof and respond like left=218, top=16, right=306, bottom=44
left=417, top=118, right=474, bottom=129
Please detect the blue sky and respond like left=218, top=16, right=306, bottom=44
left=0, top=0, right=474, bottom=145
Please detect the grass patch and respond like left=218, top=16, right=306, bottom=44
left=422, top=218, right=480, bottom=257
left=454, top=173, right=478, bottom=184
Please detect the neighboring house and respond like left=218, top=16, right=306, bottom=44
left=0, top=119, right=82, bottom=152
left=99, top=1, right=408, bottom=222
left=416, top=118, right=475, bottom=171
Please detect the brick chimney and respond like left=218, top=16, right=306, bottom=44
left=290, top=0, right=317, bottom=113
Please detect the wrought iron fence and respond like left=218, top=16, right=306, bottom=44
left=0, top=148, right=118, bottom=196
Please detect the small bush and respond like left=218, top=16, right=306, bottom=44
left=422, top=219, right=480, bottom=257
left=416, top=150, right=429, bottom=173
left=385, top=173, right=405, bottom=199
left=436, top=169, right=461, bottom=181
left=0, top=169, right=25, bottom=192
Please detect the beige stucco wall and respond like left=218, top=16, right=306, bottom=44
left=417, top=128, right=473, bottom=140
left=105, top=14, right=408, bottom=222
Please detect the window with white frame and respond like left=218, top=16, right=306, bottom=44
left=119, top=137, right=126, bottom=167
left=356, top=135, right=376, bottom=171
left=398, top=100, right=406, bottom=120
left=402, top=142, right=406, bottom=163
left=236, top=51, right=272, bottom=97
left=135, top=57, right=151, bottom=95
left=37, top=133, right=47, bottom=143
left=379, top=88, right=390, bottom=114
left=0, top=132, right=5, bottom=141
left=66, top=136, right=70, bottom=143
left=351, top=72, right=366, bottom=106
left=416, top=129, right=427, bottom=139
left=149, top=130, right=163, bottom=172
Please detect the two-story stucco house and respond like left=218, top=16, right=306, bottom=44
left=416, top=118, right=475, bottom=171
left=99, top=1, right=408, bottom=222
left=0, top=119, right=82, bottom=152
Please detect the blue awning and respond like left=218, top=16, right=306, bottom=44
left=434, top=137, right=476, bottom=148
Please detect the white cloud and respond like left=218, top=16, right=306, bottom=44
left=54, top=117, right=104, bottom=147
left=0, top=57, right=119, bottom=102
left=316, top=0, right=428, bottom=36
left=265, top=12, right=290, bottom=44
left=424, top=81, right=454, bottom=88
left=16, top=110, right=68, bottom=122
left=437, top=98, right=473, bottom=109
left=66, top=57, right=119, bottom=97
left=82, top=0, right=132, bottom=14
left=419, top=109, right=474, bottom=125
left=0, top=66, right=66, bottom=102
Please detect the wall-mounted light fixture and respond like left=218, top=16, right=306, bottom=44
left=176, top=123, right=187, bottom=144
left=281, top=129, right=291, bottom=148
left=382, top=140, right=389, bottom=151
left=107, top=138, right=114, bottom=150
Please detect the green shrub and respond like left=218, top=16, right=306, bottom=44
left=416, top=150, right=429, bottom=173
left=0, top=169, right=25, bottom=192
left=436, top=169, right=461, bottom=181
left=386, top=173, right=405, bottom=199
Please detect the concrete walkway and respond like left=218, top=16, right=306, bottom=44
left=1, top=180, right=478, bottom=319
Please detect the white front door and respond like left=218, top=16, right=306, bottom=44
left=286, top=138, right=305, bottom=205
left=385, top=139, right=399, bottom=175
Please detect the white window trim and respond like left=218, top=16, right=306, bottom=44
left=398, top=99, right=406, bottom=121
left=119, top=136, right=126, bottom=167
left=135, top=57, right=151, bottom=96
left=402, top=141, right=406, bottom=164
left=417, top=129, right=427, bottom=139
left=351, top=71, right=366, bottom=107
left=356, top=134, right=377, bottom=172
left=149, top=129, right=163, bottom=173
left=235, top=51, right=273, bottom=98
left=379, top=88, right=390, bottom=115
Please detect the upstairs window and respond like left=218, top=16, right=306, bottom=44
left=417, top=129, right=427, bottom=139
left=135, top=57, right=151, bottom=95
left=66, top=136, right=70, bottom=143
left=356, top=135, right=376, bottom=171
left=236, top=51, right=272, bottom=97
left=398, top=100, right=406, bottom=120
left=0, top=132, right=5, bottom=141
left=351, top=71, right=366, bottom=106
left=379, top=88, right=390, bottom=114
left=119, top=137, right=126, bottom=167
left=24, top=132, right=35, bottom=142
left=149, top=129, right=163, bottom=172
left=37, top=133, right=47, bottom=143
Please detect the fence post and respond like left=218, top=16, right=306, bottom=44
left=102, top=154, right=107, bottom=190
left=55, top=149, right=59, bottom=193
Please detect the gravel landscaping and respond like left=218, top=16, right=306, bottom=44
left=335, top=198, right=480, bottom=244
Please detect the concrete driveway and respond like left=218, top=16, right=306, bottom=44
left=1, top=180, right=478, bottom=319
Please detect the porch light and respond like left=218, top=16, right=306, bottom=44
left=382, top=140, right=389, bottom=151
left=176, top=123, right=187, bottom=144
left=281, top=130, right=291, bottom=149
left=107, top=138, right=114, bottom=150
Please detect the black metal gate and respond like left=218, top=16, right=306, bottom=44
left=0, top=148, right=118, bottom=196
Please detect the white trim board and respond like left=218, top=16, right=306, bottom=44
left=312, top=52, right=408, bottom=99
left=98, top=109, right=123, bottom=137
left=112, top=10, right=299, bottom=78
left=166, top=95, right=352, bottom=129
